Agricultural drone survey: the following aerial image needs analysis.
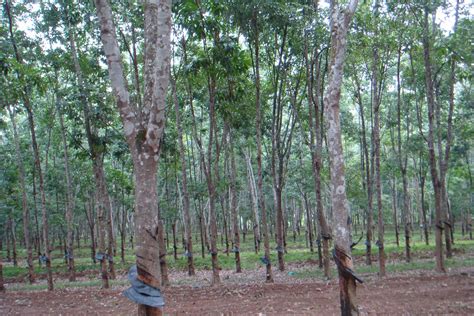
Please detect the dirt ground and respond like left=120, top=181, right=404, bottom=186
left=1, top=266, right=473, bottom=315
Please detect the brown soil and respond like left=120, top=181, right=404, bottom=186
left=1, top=267, right=473, bottom=315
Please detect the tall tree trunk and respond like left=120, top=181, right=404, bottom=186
left=304, top=27, right=331, bottom=277
left=437, top=0, right=459, bottom=258
left=396, top=44, right=412, bottom=263
left=422, top=5, right=445, bottom=273
left=325, top=1, right=360, bottom=314
left=66, top=13, right=115, bottom=282
left=372, top=44, right=385, bottom=277
left=26, top=88, right=53, bottom=291
left=353, top=72, right=373, bottom=266
left=58, top=106, right=76, bottom=282
left=95, top=0, right=172, bottom=313
left=172, top=77, right=195, bottom=275
left=8, top=107, right=35, bottom=283
left=252, top=10, right=273, bottom=282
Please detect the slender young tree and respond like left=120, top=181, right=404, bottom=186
left=421, top=4, right=445, bottom=273
left=172, top=75, right=195, bottom=276
left=252, top=8, right=273, bottom=282
left=64, top=5, right=115, bottom=282
left=8, top=107, right=35, bottom=284
left=229, top=131, right=242, bottom=272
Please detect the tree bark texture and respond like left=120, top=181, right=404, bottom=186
left=95, top=0, right=172, bottom=314
left=325, top=1, right=359, bottom=314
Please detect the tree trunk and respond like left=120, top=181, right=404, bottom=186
left=353, top=71, right=373, bottom=266
left=420, top=174, right=429, bottom=245
left=325, top=1, right=360, bottom=314
left=58, top=106, right=76, bottom=282
left=157, top=220, right=169, bottom=287
left=95, top=187, right=110, bottom=288
left=85, top=199, right=97, bottom=264
left=229, top=134, right=241, bottom=273
left=172, top=76, right=195, bottom=275
left=9, top=216, right=18, bottom=267
left=120, top=199, right=127, bottom=264
left=422, top=6, right=445, bottom=273
left=8, top=107, right=35, bottom=283
left=66, top=15, right=115, bottom=281
left=252, top=10, right=273, bottom=283
left=244, top=150, right=260, bottom=253
left=304, top=29, right=331, bottom=277
left=172, top=221, right=178, bottom=261
left=371, top=11, right=386, bottom=275
left=303, top=194, right=314, bottom=253
left=95, top=0, right=171, bottom=313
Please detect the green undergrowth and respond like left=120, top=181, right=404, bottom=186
left=3, top=230, right=473, bottom=284
left=293, top=256, right=474, bottom=279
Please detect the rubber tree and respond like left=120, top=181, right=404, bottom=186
left=5, top=0, right=54, bottom=291
left=171, top=75, right=195, bottom=276
left=324, top=0, right=359, bottom=314
left=94, top=0, right=172, bottom=314
left=8, top=107, right=35, bottom=284
left=420, top=3, right=445, bottom=273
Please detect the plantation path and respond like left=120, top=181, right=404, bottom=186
left=1, top=267, right=473, bottom=315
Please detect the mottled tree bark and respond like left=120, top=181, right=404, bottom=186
left=95, top=0, right=172, bottom=314
left=325, top=0, right=359, bottom=314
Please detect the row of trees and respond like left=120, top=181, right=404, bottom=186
left=1, top=0, right=472, bottom=314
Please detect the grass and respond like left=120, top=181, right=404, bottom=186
left=293, top=256, right=474, bottom=279
left=2, top=228, right=473, bottom=288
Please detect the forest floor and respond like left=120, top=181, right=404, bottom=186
left=2, top=262, right=474, bottom=315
